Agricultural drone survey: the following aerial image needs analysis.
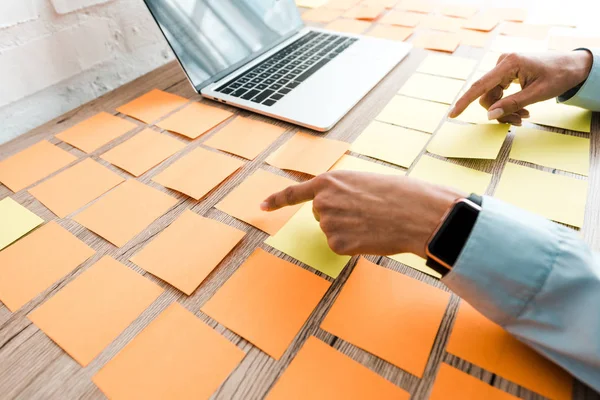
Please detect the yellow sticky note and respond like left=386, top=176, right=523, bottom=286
left=265, top=202, right=350, bottom=279
left=410, top=156, right=492, bottom=194
left=389, top=253, right=441, bottom=279
left=417, top=55, right=477, bottom=81
left=478, top=52, right=502, bottom=71
left=265, top=131, right=350, bottom=176
left=376, top=96, right=448, bottom=133
left=29, top=158, right=125, bottom=218
left=527, top=100, right=592, bottom=133
left=330, top=155, right=406, bottom=176
left=28, top=256, right=163, bottom=366
left=398, top=73, right=464, bottom=105
left=325, top=19, right=372, bottom=34
left=93, top=303, right=245, bottom=400
left=427, top=122, right=510, bottom=159
left=0, top=198, right=43, bottom=251
left=510, top=127, right=590, bottom=176
left=494, top=163, right=587, bottom=228
left=55, top=112, right=138, bottom=154
left=351, top=121, right=429, bottom=168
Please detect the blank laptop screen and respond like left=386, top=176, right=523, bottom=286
left=144, top=0, right=303, bottom=91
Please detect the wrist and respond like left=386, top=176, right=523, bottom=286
left=571, top=49, right=593, bottom=85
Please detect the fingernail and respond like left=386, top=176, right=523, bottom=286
left=260, top=201, right=269, bottom=211
left=487, top=108, right=504, bottom=120
left=448, top=106, right=456, bottom=118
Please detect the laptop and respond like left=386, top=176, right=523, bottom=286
left=143, top=0, right=411, bottom=131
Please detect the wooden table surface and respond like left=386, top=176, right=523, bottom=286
left=1, top=5, right=599, bottom=400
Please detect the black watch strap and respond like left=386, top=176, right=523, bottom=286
left=425, top=193, right=482, bottom=277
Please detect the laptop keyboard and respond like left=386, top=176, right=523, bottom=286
left=216, top=31, right=358, bottom=107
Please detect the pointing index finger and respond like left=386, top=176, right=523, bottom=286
left=260, top=178, right=318, bottom=212
left=449, top=60, right=515, bottom=118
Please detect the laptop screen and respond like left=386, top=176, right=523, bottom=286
left=144, top=0, right=304, bottom=91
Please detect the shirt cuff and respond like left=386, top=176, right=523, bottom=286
left=558, top=48, right=600, bottom=111
left=442, top=196, right=562, bottom=326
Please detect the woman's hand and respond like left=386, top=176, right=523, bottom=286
left=261, top=171, right=463, bottom=258
left=450, top=51, right=593, bottom=125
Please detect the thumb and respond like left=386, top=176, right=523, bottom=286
left=487, top=84, right=544, bottom=120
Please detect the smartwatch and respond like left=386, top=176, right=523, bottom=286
left=425, top=194, right=482, bottom=277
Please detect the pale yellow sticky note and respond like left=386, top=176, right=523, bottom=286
left=427, top=122, right=510, bottom=159
left=376, top=96, right=448, bottom=134
left=398, top=73, right=464, bottom=105
left=351, top=121, right=429, bottom=168
left=410, top=156, right=492, bottom=194
left=527, top=100, right=592, bottom=133
left=389, top=253, right=441, bottom=279
left=453, top=101, right=494, bottom=125
left=494, top=163, right=587, bottom=227
left=265, top=202, right=350, bottom=279
left=491, top=36, right=547, bottom=53
left=417, top=55, right=477, bottom=81
left=330, top=155, right=406, bottom=176
left=510, top=127, right=590, bottom=176
left=0, top=198, right=43, bottom=251
left=478, top=52, right=502, bottom=72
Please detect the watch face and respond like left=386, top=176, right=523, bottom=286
left=428, top=201, right=479, bottom=267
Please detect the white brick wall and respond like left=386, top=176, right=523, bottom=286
left=0, top=0, right=174, bottom=144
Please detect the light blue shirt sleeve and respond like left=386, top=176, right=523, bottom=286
left=558, top=48, right=600, bottom=111
left=443, top=196, right=600, bottom=392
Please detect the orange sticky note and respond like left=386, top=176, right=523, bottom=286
left=155, top=102, right=233, bottom=139
left=202, top=249, right=330, bottom=359
left=93, top=303, right=245, bottom=400
left=413, top=32, right=461, bottom=53
left=500, top=22, right=550, bottom=40
left=0, top=221, right=94, bottom=311
left=379, top=10, right=424, bottom=27
left=265, top=131, right=349, bottom=176
left=101, top=128, right=185, bottom=177
left=447, top=301, right=573, bottom=400
left=267, top=337, right=410, bottom=400
left=430, top=364, right=520, bottom=400
left=204, top=117, right=286, bottom=160
left=28, top=256, right=163, bottom=366
left=422, top=15, right=464, bottom=32
left=493, top=7, right=527, bottom=22
left=458, top=29, right=490, bottom=48
left=324, top=0, right=361, bottom=10
left=361, top=0, right=397, bottom=8
left=462, top=13, right=501, bottom=32
left=0, top=141, right=77, bottom=193
left=441, top=5, right=478, bottom=19
left=29, top=158, right=125, bottom=218
left=367, top=25, right=414, bottom=41
left=325, top=18, right=372, bottom=34
left=215, top=169, right=301, bottom=235
left=116, top=89, right=188, bottom=124
left=152, top=147, right=244, bottom=200
left=130, top=210, right=245, bottom=295
left=55, top=112, right=138, bottom=153
left=73, top=180, right=177, bottom=247
left=343, top=4, right=386, bottom=20
left=397, top=0, right=435, bottom=13
left=321, top=257, right=450, bottom=377
left=302, top=7, right=342, bottom=23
